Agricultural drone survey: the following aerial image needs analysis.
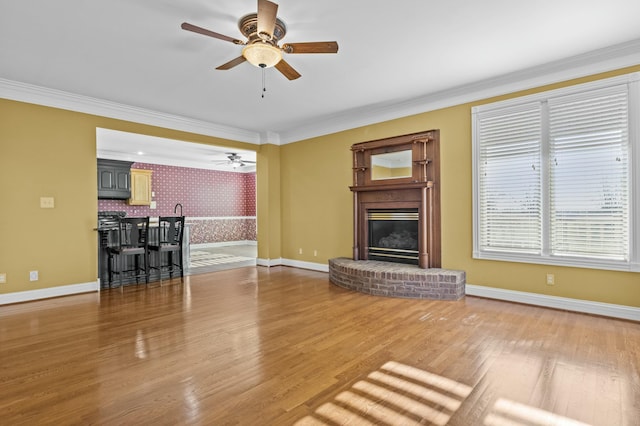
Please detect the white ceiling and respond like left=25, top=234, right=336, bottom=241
left=2, top=0, right=640, bottom=167
left=96, top=128, right=256, bottom=172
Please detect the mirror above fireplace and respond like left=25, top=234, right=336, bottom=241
left=371, top=149, right=412, bottom=180
left=371, top=150, right=412, bottom=180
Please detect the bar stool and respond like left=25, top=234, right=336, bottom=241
left=149, top=216, right=185, bottom=284
left=107, top=217, right=150, bottom=291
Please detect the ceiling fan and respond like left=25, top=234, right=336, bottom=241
left=181, top=0, right=339, bottom=80
left=216, top=153, right=256, bottom=168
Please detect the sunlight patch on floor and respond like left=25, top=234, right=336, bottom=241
left=295, top=360, right=593, bottom=426
left=484, top=398, right=592, bottom=426
left=295, top=361, right=472, bottom=426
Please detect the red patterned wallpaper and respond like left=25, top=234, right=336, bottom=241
left=98, top=162, right=256, bottom=217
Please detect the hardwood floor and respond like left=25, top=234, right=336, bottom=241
left=1, top=266, right=638, bottom=425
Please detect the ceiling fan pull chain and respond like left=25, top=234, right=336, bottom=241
left=261, top=64, right=267, bottom=98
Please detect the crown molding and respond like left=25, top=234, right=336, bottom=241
left=0, top=78, right=261, bottom=144
left=260, top=130, right=281, bottom=145
left=278, top=38, right=640, bottom=144
left=2, top=39, right=639, bottom=146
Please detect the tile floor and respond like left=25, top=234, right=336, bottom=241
left=187, top=244, right=257, bottom=275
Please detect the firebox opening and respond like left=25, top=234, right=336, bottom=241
left=368, top=209, right=419, bottom=265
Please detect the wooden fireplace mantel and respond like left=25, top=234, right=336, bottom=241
left=350, top=130, right=441, bottom=268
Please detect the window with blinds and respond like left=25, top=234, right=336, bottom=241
left=477, top=104, right=542, bottom=254
left=472, top=73, right=639, bottom=271
left=548, top=88, right=629, bottom=261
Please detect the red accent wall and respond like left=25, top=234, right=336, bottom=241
left=98, top=162, right=256, bottom=217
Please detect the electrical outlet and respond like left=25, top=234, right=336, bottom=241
left=40, top=197, right=55, bottom=208
left=29, top=270, right=39, bottom=281
left=546, top=273, right=555, bottom=286
left=298, top=248, right=303, bottom=254
left=0, top=273, right=6, bottom=284
left=313, top=250, right=318, bottom=257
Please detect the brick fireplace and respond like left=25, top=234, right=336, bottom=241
left=329, top=130, right=465, bottom=301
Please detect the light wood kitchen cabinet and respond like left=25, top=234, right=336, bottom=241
left=128, top=168, right=152, bottom=205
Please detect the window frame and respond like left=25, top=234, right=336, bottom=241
left=472, top=72, right=640, bottom=272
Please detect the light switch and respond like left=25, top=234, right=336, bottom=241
left=40, top=197, right=55, bottom=208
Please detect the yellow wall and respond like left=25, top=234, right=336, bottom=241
left=2, top=66, right=639, bottom=308
left=280, top=134, right=352, bottom=262
left=256, top=144, right=282, bottom=261
left=391, top=167, right=412, bottom=178
left=371, top=165, right=412, bottom=179
left=280, top=66, right=640, bottom=308
left=0, top=99, right=255, bottom=294
left=371, top=164, right=392, bottom=179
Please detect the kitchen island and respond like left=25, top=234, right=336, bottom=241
left=97, top=218, right=190, bottom=289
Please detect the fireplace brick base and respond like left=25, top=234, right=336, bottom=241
left=328, top=257, right=465, bottom=300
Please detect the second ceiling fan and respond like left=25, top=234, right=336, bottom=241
left=181, top=0, right=339, bottom=80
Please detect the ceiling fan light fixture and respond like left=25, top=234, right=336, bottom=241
left=242, top=42, right=282, bottom=68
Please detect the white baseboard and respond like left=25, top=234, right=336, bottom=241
left=257, top=257, right=328, bottom=272
left=257, top=257, right=283, bottom=267
left=282, top=259, right=329, bottom=272
left=0, top=281, right=99, bottom=305
left=190, top=240, right=257, bottom=250
left=466, top=284, right=640, bottom=322
left=6, top=275, right=633, bottom=323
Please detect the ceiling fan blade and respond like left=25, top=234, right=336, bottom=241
left=257, top=0, right=278, bottom=39
left=216, top=56, right=247, bottom=70
left=282, top=41, right=339, bottom=54
left=275, top=59, right=301, bottom=80
left=181, top=22, right=244, bottom=45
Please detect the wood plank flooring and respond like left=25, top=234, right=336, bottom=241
left=1, top=266, right=639, bottom=425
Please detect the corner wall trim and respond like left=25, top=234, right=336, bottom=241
left=257, top=258, right=283, bottom=267
left=465, top=284, right=640, bottom=322
left=257, top=258, right=329, bottom=272
left=0, top=281, right=99, bottom=305
left=281, top=259, right=329, bottom=273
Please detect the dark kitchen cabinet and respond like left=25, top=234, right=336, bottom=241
left=98, top=159, right=133, bottom=199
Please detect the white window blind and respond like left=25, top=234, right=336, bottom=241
left=548, top=88, right=629, bottom=261
left=473, top=72, right=639, bottom=271
left=478, top=105, right=542, bottom=253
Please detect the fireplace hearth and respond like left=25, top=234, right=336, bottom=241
left=329, top=258, right=465, bottom=300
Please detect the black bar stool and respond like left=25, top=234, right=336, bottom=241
left=107, top=217, right=150, bottom=291
left=149, top=216, right=185, bottom=284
